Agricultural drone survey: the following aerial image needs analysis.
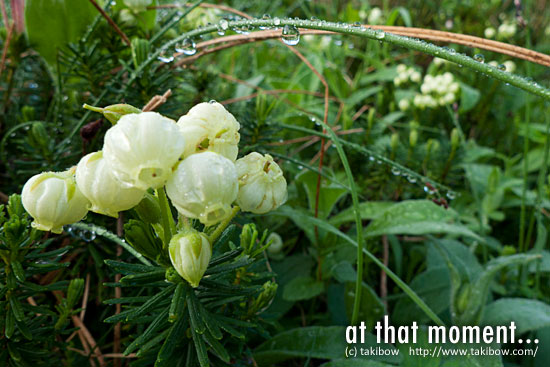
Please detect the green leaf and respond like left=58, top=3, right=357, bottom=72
left=457, top=254, right=540, bottom=325
left=482, top=298, right=550, bottom=334
left=273, top=206, right=445, bottom=326
left=25, top=0, right=97, bottom=63
left=254, top=326, right=347, bottom=364
left=296, top=170, right=348, bottom=219
left=329, top=202, right=394, bottom=226
left=364, top=200, right=482, bottom=241
left=282, top=276, right=324, bottom=301
left=459, top=83, right=481, bottom=113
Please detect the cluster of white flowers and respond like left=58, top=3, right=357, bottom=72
left=368, top=7, right=383, bottom=24
left=413, top=73, right=460, bottom=109
left=497, top=21, right=517, bottom=39
left=22, top=101, right=288, bottom=287
left=393, top=64, right=422, bottom=86
left=21, top=101, right=288, bottom=232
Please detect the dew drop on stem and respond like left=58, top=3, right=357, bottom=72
left=175, top=38, right=196, bottom=56
left=281, top=25, right=300, bottom=46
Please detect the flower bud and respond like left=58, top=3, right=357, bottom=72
left=235, top=152, right=287, bottom=214
left=177, top=101, right=240, bottom=161
left=409, top=130, right=418, bottom=148
left=266, top=232, right=284, bottom=255
left=83, top=103, right=142, bottom=125
left=76, top=151, right=145, bottom=217
left=166, top=152, right=238, bottom=225
left=451, top=128, right=460, bottom=149
left=21, top=168, right=89, bottom=233
left=390, top=133, right=399, bottom=152
left=103, top=112, right=185, bottom=190
left=169, top=230, right=211, bottom=288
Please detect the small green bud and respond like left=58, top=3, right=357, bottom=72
left=249, top=281, right=278, bottom=315
left=67, top=278, right=85, bottom=309
left=390, top=133, right=399, bottom=152
left=240, top=223, right=258, bottom=255
left=131, top=38, right=150, bottom=69
left=451, top=128, right=460, bottom=149
left=409, top=129, right=418, bottom=148
left=501, top=245, right=516, bottom=256
left=455, top=283, right=471, bottom=315
left=21, top=106, right=36, bottom=122
left=169, top=230, right=211, bottom=288
left=83, top=103, right=141, bottom=125
left=28, top=122, right=50, bottom=151
left=367, top=108, right=375, bottom=129
left=165, top=267, right=181, bottom=283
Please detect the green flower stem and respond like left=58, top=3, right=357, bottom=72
left=208, top=206, right=240, bottom=245
left=156, top=188, right=176, bottom=248
left=128, top=18, right=550, bottom=100
left=319, top=122, right=365, bottom=325
left=70, top=222, right=152, bottom=266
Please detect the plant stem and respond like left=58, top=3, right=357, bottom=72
left=208, top=206, right=240, bottom=245
left=127, top=18, right=550, bottom=101
left=156, top=188, right=176, bottom=248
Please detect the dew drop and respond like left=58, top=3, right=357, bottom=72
left=259, top=14, right=272, bottom=29
left=407, top=175, right=417, bottom=183
left=497, top=64, right=506, bottom=71
left=273, top=17, right=281, bottom=26
left=391, top=167, right=401, bottom=176
left=157, top=50, right=174, bottom=63
left=446, top=191, right=456, bottom=200
left=375, top=30, right=385, bottom=39
left=281, top=25, right=300, bottom=46
left=473, top=53, right=485, bottom=63
left=219, top=19, right=229, bottom=31
left=175, top=38, right=196, bottom=56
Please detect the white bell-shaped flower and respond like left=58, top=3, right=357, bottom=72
left=76, top=151, right=145, bottom=217
left=169, top=230, right=211, bottom=288
left=177, top=101, right=240, bottom=161
left=21, top=168, right=89, bottom=233
left=103, top=112, right=185, bottom=190
left=165, top=151, right=238, bottom=225
left=235, top=152, right=287, bottom=214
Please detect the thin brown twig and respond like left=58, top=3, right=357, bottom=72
left=72, top=315, right=106, bottom=367
left=87, top=0, right=131, bottom=46
left=80, top=273, right=91, bottom=320
left=142, top=89, right=173, bottom=112
left=174, top=27, right=550, bottom=67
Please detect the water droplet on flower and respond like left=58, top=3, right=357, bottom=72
left=281, top=25, right=300, bottom=46
left=175, top=38, right=196, bottom=56
left=209, top=99, right=217, bottom=104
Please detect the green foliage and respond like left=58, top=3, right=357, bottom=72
left=2, top=0, right=550, bottom=366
